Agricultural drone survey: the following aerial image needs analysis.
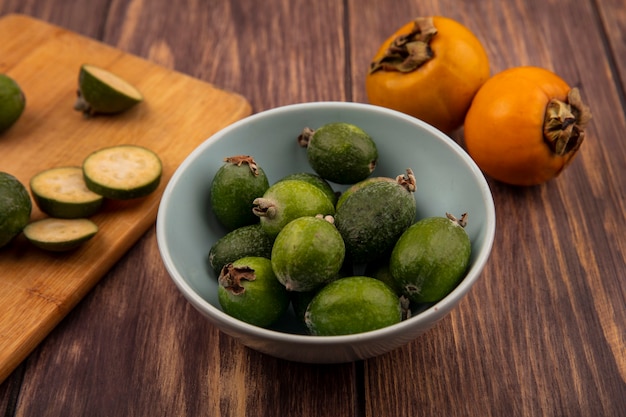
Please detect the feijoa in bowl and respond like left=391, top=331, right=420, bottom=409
left=156, top=101, right=495, bottom=363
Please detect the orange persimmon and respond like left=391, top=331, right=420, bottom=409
left=463, top=66, right=592, bottom=186
left=366, top=16, right=490, bottom=134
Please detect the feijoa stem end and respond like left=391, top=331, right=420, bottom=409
left=218, top=263, right=256, bottom=295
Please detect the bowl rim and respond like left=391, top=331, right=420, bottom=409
left=156, top=101, right=496, bottom=346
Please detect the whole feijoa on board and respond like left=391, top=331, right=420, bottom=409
left=390, top=213, right=471, bottom=303
left=252, top=179, right=335, bottom=239
left=271, top=215, right=345, bottom=292
left=0, top=172, right=32, bottom=248
left=210, top=155, right=270, bottom=230
left=297, top=122, right=378, bottom=184
left=304, top=276, right=402, bottom=336
left=334, top=169, right=417, bottom=263
left=208, top=223, right=273, bottom=275
left=217, top=256, right=290, bottom=328
left=277, top=172, right=338, bottom=206
left=0, top=74, right=26, bottom=133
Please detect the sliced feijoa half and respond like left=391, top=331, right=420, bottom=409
left=82, top=145, right=162, bottom=200
left=23, top=218, right=98, bottom=252
left=74, top=64, right=143, bottom=116
left=30, top=166, right=104, bottom=218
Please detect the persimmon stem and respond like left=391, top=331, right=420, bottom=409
left=369, top=17, right=437, bottom=74
left=543, top=88, right=592, bottom=156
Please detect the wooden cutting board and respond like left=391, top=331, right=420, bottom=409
left=0, top=14, right=252, bottom=383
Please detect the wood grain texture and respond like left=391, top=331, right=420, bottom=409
left=0, top=14, right=251, bottom=384
left=1, top=0, right=625, bottom=416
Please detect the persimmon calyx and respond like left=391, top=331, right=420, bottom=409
left=369, top=17, right=437, bottom=74
left=543, top=88, right=592, bottom=156
left=218, top=263, right=256, bottom=295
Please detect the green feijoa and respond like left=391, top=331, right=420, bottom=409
left=304, top=276, right=402, bottom=336
left=208, top=224, right=273, bottom=275
left=0, top=74, right=26, bottom=133
left=335, top=176, right=395, bottom=211
left=297, top=122, right=378, bottom=184
left=364, top=256, right=403, bottom=296
left=390, top=213, right=471, bottom=304
left=252, top=179, right=335, bottom=240
left=334, top=169, right=416, bottom=264
left=278, top=172, right=338, bottom=205
left=290, top=289, right=319, bottom=324
left=217, top=256, right=290, bottom=328
left=0, top=172, right=32, bottom=248
left=210, top=155, right=269, bottom=230
left=271, top=216, right=345, bottom=292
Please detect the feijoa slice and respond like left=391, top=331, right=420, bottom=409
left=82, top=145, right=162, bottom=200
left=0, top=74, right=26, bottom=133
left=0, top=172, right=32, bottom=248
left=271, top=215, right=345, bottom=292
left=252, top=179, right=335, bottom=239
left=74, top=64, right=142, bottom=116
left=390, top=213, right=471, bottom=303
left=210, top=155, right=270, bottom=230
left=30, top=166, right=104, bottom=218
left=334, top=169, right=416, bottom=263
left=277, top=172, right=338, bottom=205
left=208, top=223, right=273, bottom=275
left=217, top=256, right=290, bottom=328
left=304, top=276, right=402, bottom=336
left=23, top=218, right=98, bottom=252
left=298, top=122, right=378, bottom=184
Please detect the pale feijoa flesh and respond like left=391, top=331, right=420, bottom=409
left=82, top=145, right=162, bottom=200
left=208, top=223, right=273, bottom=275
left=0, top=172, right=32, bottom=248
left=30, top=166, right=104, bottom=218
left=74, top=64, right=143, bottom=116
left=0, top=74, right=26, bottom=133
left=390, top=213, right=471, bottom=303
left=23, top=218, right=98, bottom=252
left=217, top=256, right=290, bottom=328
left=304, top=276, right=402, bottom=336
left=298, top=122, right=378, bottom=184
left=271, top=216, right=345, bottom=292
left=252, top=179, right=335, bottom=240
left=210, top=155, right=270, bottom=230
left=334, top=170, right=416, bottom=263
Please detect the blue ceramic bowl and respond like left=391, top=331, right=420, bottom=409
left=156, top=102, right=495, bottom=363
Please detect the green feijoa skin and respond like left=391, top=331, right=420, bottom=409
left=252, top=179, right=335, bottom=240
left=210, top=155, right=270, bottom=231
left=271, top=216, right=345, bottom=292
left=208, top=224, right=273, bottom=275
left=297, top=122, right=378, bottom=184
left=364, top=256, right=403, bottom=296
left=74, top=64, right=142, bottom=116
left=304, top=276, right=402, bottom=336
left=390, top=213, right=471, bottom=304
left=335, top=176, right=395, bottom=211
left=278, top=172, right=338, bottom=206
left=0, top=74, right=26, bottom=133
left=217, top=256, right=290, bottom=328
left=0, top=172, right=32, bottom=248
left=334, top=169, right=417, bottom=264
